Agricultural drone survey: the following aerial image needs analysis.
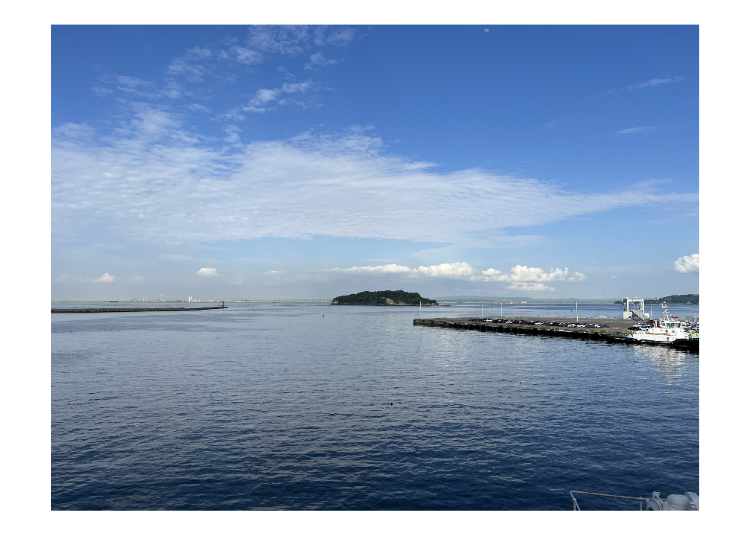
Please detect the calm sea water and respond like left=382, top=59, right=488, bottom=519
left=51, top=302, right=699, bottom=510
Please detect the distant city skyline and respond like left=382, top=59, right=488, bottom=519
left=52, top=25, right=698, bottom=301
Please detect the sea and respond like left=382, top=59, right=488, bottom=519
left=51, top=301, right=699, bottom=510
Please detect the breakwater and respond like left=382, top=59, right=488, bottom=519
left=413, top=316, right=698, bottom=350
left=414, top=316, right=624, bottom=338
left=51, top=306, right=226, bottom=313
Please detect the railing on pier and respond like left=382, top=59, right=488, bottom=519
left=570, top=490, right=649, bottom=511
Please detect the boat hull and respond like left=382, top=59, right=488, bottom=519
left=671, top=338, right=699, bottom=352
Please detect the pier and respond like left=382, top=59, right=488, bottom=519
left=51, top=306, right=227, bottom=313
left=413, top=316, right=698, bottom=350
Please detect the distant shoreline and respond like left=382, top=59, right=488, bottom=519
left=51, top=306, right=226, bottom=313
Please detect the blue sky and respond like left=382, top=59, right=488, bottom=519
left=51, top=25, right=699, bottom=300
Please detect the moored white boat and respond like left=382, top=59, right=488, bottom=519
left=627, top=303, right=693, bottom=345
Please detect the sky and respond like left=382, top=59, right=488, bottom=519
left=51, top=25, right=699, bottom=301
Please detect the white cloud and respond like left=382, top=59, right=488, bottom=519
left=93, top=72, right=182, bottom=101
left=232, top=46, right=263, bottom=65
left=246, top=26, right=311, bottom=57
left=186, top=47, right=212, bottom=59
left=333, top=262, right=585, bottom=292
left=319, top=27, right=356, bottom=46
left=416, top=262, right=476, bottom=278
left=305, top=52, right=337, bottom=70
left=52, top=124, right=698, bottom=249
left=116, top=75, right=150, bottom=89
left=507, top=282, right=555, bottom=292
left=197, top=267, right=218, bottom=277
left=240, top=81, right=315, bottom=112
left=55, top=273, right=88, bottom=282
left=245, top=26, right=356, bottom=58
left=338, top=264, right=414, bottom=274
left=53, top=123, right=95, bottom=141
left=674, top=253, right=699, bottom=273
left=94, top=273, right=116, bottom=283
left=627, top=76, right=684, bottom=90
left=617, top=126, right=654, bottom=135
left=187, top=103, right=211, bottom=112
left=128, top=104, right=185, bottom=141
left=609, top=77, right=685, bottom=93
left=167, top=54, right=209, bottom=83
left=480, top=265, right=586, bottom=283
left=224, top=125, right=241, bottom=143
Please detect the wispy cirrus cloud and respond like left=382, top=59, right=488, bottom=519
left=608, top=76, right=685, bottom=93
left=245, top=26, right=356, bottom=58
left=223, top=125, right=241, bottom=143
left=52, top=114, right=698, bottom=251
left=88, top=26, right=359, bottom=130
left=223, top=81, right=317, bottom=117
left=305, top=52, right=337, bottom=70
left=627, top=76, right=684, bottom=90
left=187, top=103, right=211, bottom=113
left=55, top=273, right=89, bottom=282
left=93, top=51, right=208, bottom=101
left=333, top=262, right=586, bottom=291
left=227, top=45, right=263, bottom=65
left=52, top=123, right=95, bottom=141
left=617, top=126, right=654, bottom=135
left=167, top=47, right=212, bottom=82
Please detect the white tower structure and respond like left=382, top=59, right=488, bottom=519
left=622, top=297, right=647, bottom=320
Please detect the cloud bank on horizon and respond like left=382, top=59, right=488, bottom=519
left=334, top=262, right=586, bottom=292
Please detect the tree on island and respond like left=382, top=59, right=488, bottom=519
left=331, top=290, right=438, bottom=306
left=644, top=294, right=699, bottom=305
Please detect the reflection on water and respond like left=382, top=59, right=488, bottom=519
left=632, top=345, right=698, bottom=385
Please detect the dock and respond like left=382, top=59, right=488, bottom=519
left=413, top=316, right=698, bottom=350
left=51, top=306, right=227, bottom=313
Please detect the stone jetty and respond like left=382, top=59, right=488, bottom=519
left=51, top=306, right=226, bottom=313
left=414, top=316, right=642, bottom=342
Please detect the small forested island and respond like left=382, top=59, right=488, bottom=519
left=616, top=294, right=699, bottom=305
left=645, top=294, right=699, bottom=305
left=331, top=290, right=438, bottom=306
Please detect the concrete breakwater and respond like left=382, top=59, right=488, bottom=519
left=51, top=306, right=226, bottom=313
left=414, top=316, right=628, bottom=339
left=412, top=316, right=698, bottom=349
